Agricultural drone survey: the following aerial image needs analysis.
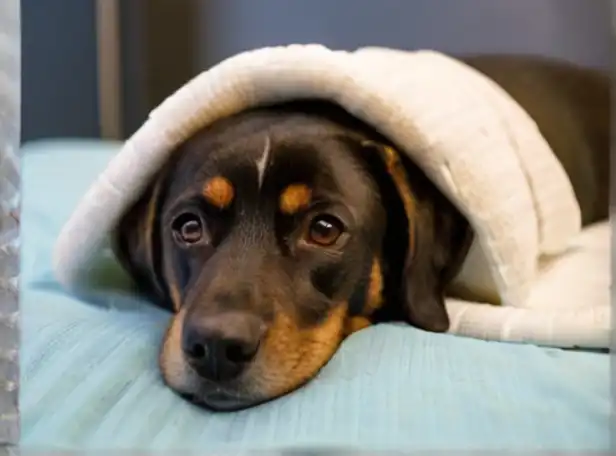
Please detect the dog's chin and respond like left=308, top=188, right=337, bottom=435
left=177, top=390, right=269, bottom=412
left=160, top=354, right=274, bottom=412
left=162, top=353, right=321, bottom=412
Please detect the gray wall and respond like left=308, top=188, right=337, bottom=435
left=198, top=0, right=611, bottom=70
left=21, top=0, right=99, bottom=142
left=127, top=0, right=611, bottom=135
left=22, top=0, right=611, bottom=141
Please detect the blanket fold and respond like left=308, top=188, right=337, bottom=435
left=53, top=45, right=610, bottom=349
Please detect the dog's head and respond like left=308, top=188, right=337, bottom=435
left=114, top=101, right=472, bottom=411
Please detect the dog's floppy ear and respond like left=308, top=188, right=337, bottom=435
left=112, top=170, right=170, bottom=307
left=401, top=189, right=473, bottom=332
left=363, top=141, right=473, bottom=332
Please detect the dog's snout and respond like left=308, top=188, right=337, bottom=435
left=182, top=311, right=265, bottom=382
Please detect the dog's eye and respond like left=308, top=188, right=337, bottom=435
left=172, top=212, right=205, bottom=245
left=307, top=215, right=344, bottom=247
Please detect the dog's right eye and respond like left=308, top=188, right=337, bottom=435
left=306, top=214, right=345, bottom=247
left=171, top=212, right=206, bottom=245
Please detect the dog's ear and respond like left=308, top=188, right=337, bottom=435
left=362, top=141, right=473, bottom=332
left=112, top=171, right=170, bottom=306
left=401, top=193, right=473, bottom=332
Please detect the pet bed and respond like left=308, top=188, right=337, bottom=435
left=53, top=45, right=610, bottom=349
left=20, top=140, right=610, bottom=451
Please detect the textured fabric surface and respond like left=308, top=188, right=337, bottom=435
left=446, top=222, right=610, bottom=347
left=51, top=45, right=608, bottom=348
left=20, top=140, right=610, bottom=451
left=0, top=0, right=20, bottom=444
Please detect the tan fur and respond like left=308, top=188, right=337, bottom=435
left=343, top=258, right=384, bottom=336
left=344, top=316, right=372, bottom=336
left=159, top=306, right=194, bottom=392
left=203, top=176, right=235, bottom=209
left=369, top=143, right=417, bottom=257
left=279, top=184, right=312, bottom=215
left=365, top=258, right=384, bottom=313
left=244, top=303, right=347, bottom=398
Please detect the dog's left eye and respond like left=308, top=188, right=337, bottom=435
left=306, top=215, right=345, bottom=247
left=172, top=212, right=206, bottom=245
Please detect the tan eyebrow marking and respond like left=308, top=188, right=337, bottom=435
left=255, top=136, right=271, bottom=190
left=202, top=176, right=234, bottom=209
left=279, top=184, right=312, bottom=215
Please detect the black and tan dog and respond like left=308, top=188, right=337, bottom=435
left=114, top=54, right=609, bottom=411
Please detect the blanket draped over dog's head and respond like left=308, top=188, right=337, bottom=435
left=53, top=45, right=610, bottom=349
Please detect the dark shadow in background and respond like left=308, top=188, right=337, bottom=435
left=119, top=0, right=200, bottom=137
left=21, top=0, right=99, bottom=141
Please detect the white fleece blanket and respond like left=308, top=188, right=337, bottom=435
left=52, top=45, right=611, bottom=349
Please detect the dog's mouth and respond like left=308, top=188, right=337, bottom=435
left=180, top=392, right=264, bottom=412
left=171, top=355, right=319, bottom=412
left=171, top=356, right=267, bottom=411
left=177, top=385, right=266, bottom=412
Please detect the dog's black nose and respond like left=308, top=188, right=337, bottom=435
left=182, top=312, right=264, bottom=382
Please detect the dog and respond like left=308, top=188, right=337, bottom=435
left=114, top=54, right=609, bottom=411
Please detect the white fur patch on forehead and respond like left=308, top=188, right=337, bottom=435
left=255, top=136, right=271, bottom=190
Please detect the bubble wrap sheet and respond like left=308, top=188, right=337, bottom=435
left=0, top=0, right=20, bottom=445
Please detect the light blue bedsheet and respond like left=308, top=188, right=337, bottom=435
left=19, top=139, right=610, bottom=451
